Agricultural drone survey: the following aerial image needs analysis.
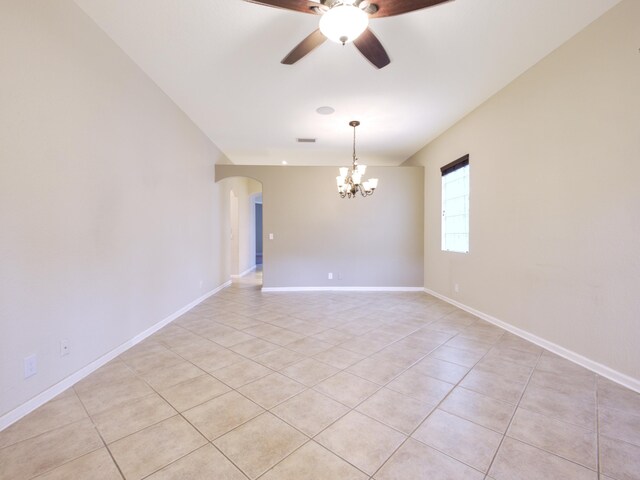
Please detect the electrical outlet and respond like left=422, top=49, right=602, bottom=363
left=454, top=283, right=459, bottom=293
left=268, top=233, right=274, bottom=240
left=24, top=354, right=37, bottom=378
left=328, top=272, right=333, bottom=280
left=60, top=339, right=70, bottom=357
left=199, top=280, right=204, bottom=289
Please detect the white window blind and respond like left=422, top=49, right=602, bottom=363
left=441, top=155, right=469, bottom=253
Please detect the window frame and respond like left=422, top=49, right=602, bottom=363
left=441, top=154, right=470, bottom=254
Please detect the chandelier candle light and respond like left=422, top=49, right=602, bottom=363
left=336, top=120, right=378, bottom=198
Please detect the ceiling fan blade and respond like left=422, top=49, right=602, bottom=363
left=243, top=0, right=321, bottom=15
left=282, top=29, right=327, bottom=65
left=353, top=28, right=390, bottom=69
left=368, top=0, right=452, bottom=19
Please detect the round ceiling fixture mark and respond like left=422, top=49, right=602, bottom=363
left=316, top=106, right=335, bottom=115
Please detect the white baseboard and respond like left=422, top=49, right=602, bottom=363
left=0, top=280, right=232, bottom=432
left=262, top=286, right=424, bottom=292
left=424, top=288, right=640, bottom=394
left=230, top=265, right=257, bottom=278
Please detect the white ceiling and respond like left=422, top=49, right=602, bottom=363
left=75, top=0, right=619, bottom=166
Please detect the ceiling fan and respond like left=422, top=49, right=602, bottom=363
left=243, top=0, right=452, bottom=69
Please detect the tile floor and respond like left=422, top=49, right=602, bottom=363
left=1, top=271, right=639, bottom=479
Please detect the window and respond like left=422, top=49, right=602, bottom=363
left=441, top=154, right=469, bottom=253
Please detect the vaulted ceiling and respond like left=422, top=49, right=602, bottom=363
left=75, top=0, right=619, bottom=165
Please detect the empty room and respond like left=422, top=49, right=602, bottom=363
left=1, top=0, right=639, bottom=479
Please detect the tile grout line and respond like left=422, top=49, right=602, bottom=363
left=71, top=387, right=127, bottom=480
left=482, top=348, right=543, bottom=477
left=368, top=329, right=509, bottom=478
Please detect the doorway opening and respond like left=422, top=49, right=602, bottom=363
left=225, top=177, right=263, bottom=288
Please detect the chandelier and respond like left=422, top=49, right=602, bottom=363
left=336, top=120, right=378, bottom=198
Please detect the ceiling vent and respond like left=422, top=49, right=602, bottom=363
left=296, top=138, right=316, bottom=143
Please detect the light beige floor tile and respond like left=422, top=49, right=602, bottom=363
left=313, top=347, right=365, bottom=369
left=281, top=358, right=339, bottom=386
left=214, top=412, right=307, bottom=479
left=314, top=371, right=380, bottom=408
left=0, top=392, right=87, bottom=448
left=210, top=329, right=255, bottom=347
left=119, top=341, right=167, bottom=362
left=429, top=345, right=485, bottom=368
left=536, top=352, right=594, bottom=378
left=412, top=409, right=502, bottom=472
left=169, top=338, right=225, bottom=361
left=445, top=336, right=493, bottom=354
left=519, top=384, right=596, bottom=431
left=75, top=376, right=154, bottom=416
left=312, top=329, right=354, bottom=345
left=600, top=435, right=640, bottom=480
left=339, top=337, right=388, bottom=356
left=0, top=419, right=103, bottom=480
left=237, top=373, right=306, bottom=409
left=33, top=448, right=122, bottom=480
left=91, top=393, right=176, bottom=444
left=528, top=369, right=596, bottom=399
left=598, top=377, right=640, bottom=417
left=73, top=360, right=134, bottom=392
left=230, top=338, right=280, bottom=357
left=489, top=437, right=597, bottom=480
left=260, top=441, right=367, bottom=480
left=347, top=357, right=406, bottom=385
left=271, top=389, right=349, bottom=436
left=374, top=438, right=484, bottom=480
left=370, top=345, right=427, bottom=369
left=254, top=347, right=306, bottom=370
left=190, top=348, right=246, bottom=372
left=362, top=328, right=407, bottom=345
left=599, top=406, right=640, bottom=447
left=493, top=333, right=542, bottom=355
left=109, top=415, right=206, bottom=480
left=183, top=390, right=264, bottom=440
left=212, top=358, right=273, bottom=388
left=459, top=369, right=527, bottom=404
left=243, top=324, right=284, bottom=338
left=262, top=329, right=306, bottom=346
left=440, top=387, right=515, bottom=433
left=122, top=348, right=184, bottom=375
left=287, top=321, right=327, bottom=336
left=507, top=407, right=596, bottom=469
left=393, top=335, right=442, bottom=354
left=406, top=328, right=455, bottom=345
left=474, top=356, right=532, bottom=383
left=138, top=360, right=204, bottom=390
left=146, top=444, right=246, bottom=480
left=356, top=388, right=435, bottom=435
left=483, top=346, right=539, bottom=368
left=286, top=337, right=334, bottom=356
left=315, top=411, right=406, bottom=476
left=158, top=374, right=231, bottom=411
left=335, top=320, right=379, bottom=336
left=386, top=370, right=454, bottom=405
left=410, top=356, right=470, bottom=384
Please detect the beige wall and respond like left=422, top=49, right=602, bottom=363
left=0, top=1, right=232, bottom=418
left=405, top=0, right=640, bottom=382
left=217, top=165, right=424, bottom=289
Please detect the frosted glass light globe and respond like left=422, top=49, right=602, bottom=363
left=319, top=5, right=369, bottom=44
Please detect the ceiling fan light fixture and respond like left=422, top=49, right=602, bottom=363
left=319, top=5, right=369, bottom=45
